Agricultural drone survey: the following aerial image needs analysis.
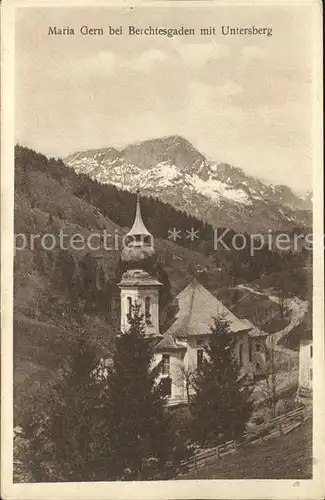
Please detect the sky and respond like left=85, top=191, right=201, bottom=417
left=15, top=4, right=315, bottom=193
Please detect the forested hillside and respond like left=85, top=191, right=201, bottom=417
left=14, top=145, right=312, bottom=424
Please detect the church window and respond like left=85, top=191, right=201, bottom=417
left=162, top=354, right=170, bottom=375
left=239, top=344, right=243, bottom=367
left=144, top=234, right=152, bottom=246
left=309, top=368, right=313, bottom=381
left=145, top=297, right=152, bottom=324
left=310, top=345, right=313, bottom=358
left=127, top=297, right=132, bottom=316
left=197, top=349, right=203, bottom=372
left=248, top=339, right=253, bottom=362
left=160, top=376, right=172, bottom=396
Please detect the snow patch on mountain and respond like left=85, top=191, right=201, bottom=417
left=191, top=174, right=251, bottom=205
left=64, top=135, right=312, bottom=232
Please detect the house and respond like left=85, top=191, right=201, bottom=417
left=298, top=333, right=313, bottom=396
left=153, top=280, right=268, bottom=405
left=118, top=192, right=267, bottom=406
left=280, top=315, right=312, bottom=397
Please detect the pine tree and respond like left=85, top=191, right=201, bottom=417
left=107, top=305, right=180, bottom=480
left=190, top=318, right=252, bottom=447
left=23, top=325, right=111, bottom=482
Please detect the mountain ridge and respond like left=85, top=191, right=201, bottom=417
left=65, top=135, right=312, bottom=233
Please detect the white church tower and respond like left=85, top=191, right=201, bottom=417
left=118, top=191, right=162, bottom=337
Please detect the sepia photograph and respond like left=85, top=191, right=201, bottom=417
left=1, top=1, right=324, bottom=499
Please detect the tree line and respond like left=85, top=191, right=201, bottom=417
left=15, top=144, right=312, bottom=292
left=14, top=309, right=252, bottom=482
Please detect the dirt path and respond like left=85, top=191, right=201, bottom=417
left=236, top=284, right=308, bottom=348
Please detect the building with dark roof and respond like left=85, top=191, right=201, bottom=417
left=118, top=194, right=268, bottom=406
left=153, top=279, right=267, bottom=405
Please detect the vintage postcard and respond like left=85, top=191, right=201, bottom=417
left=1, top=0, right=324, bottom=499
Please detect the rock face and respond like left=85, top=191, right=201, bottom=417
left=65, top=135, right=312, bottom=233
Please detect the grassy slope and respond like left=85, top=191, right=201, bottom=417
left=180, top=418, right=312, bottom=479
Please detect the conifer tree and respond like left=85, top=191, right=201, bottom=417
left=23, top=325, right=111, bottom=482
left=107, top=304, right=181, bottom=480
left=190, top=318, right=252, bottom=447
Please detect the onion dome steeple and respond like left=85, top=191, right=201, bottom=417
left=127, top=190, right=152, bottom=241
left=121, top=190, right=155, bottom=263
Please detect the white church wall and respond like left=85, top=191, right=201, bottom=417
left=299, top=339, right=313, bottom=392
left=170, top=352, right=185, bottom=402
left=152, top=351, right=185, bottom=404
left=151, top=351, right=162, bottom=372
left=235, top=334, right=252, bottom=375
left=183, top=337, right=198, bottom=371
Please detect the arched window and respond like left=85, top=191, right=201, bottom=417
left=239, top=344, right=243, bottom=367
left=197, top=349, right=203, bottom=372
left=144, top=234, right=153, bottom=247
left=248, top=339, right=253, bottom=362
left=162, top=354, right=170, bottom=375
left=145, top=296, right=152, bottom=324
left=160, top=376, right=172, bottom=397
left=127, top=297, right=132, bottom=316
left=310, top=345, right=313, bottom=358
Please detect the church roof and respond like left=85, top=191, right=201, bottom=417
left=165, top=279, right=252, bottom=339
left=126, top=191, right=152, bottom=238
left=155, top=333, right=187, bottom=351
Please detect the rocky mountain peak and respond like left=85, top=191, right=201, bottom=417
left=65, top=137, right=312, bottom=233
left=121, top=135, right=206, bottom=172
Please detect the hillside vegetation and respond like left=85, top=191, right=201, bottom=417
left=14, top=145, right=312, bottom=424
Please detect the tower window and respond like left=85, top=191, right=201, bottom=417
left=310, top=345, right=313, bottom=358
left=197, top=349, right=203, bottom=372
left=239, top=344, right=243, bottom=367
left=309, top=368, right=313, bottom=381
left=162, top=354, right=170, bottom=375
left=145, top=296, right=152, bottom=325
left=144, top=235, right=153, bottom=247
left=127, top=297, right=132, bottom=316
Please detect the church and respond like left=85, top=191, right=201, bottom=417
left=118, top=193, right=267, bottom=406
